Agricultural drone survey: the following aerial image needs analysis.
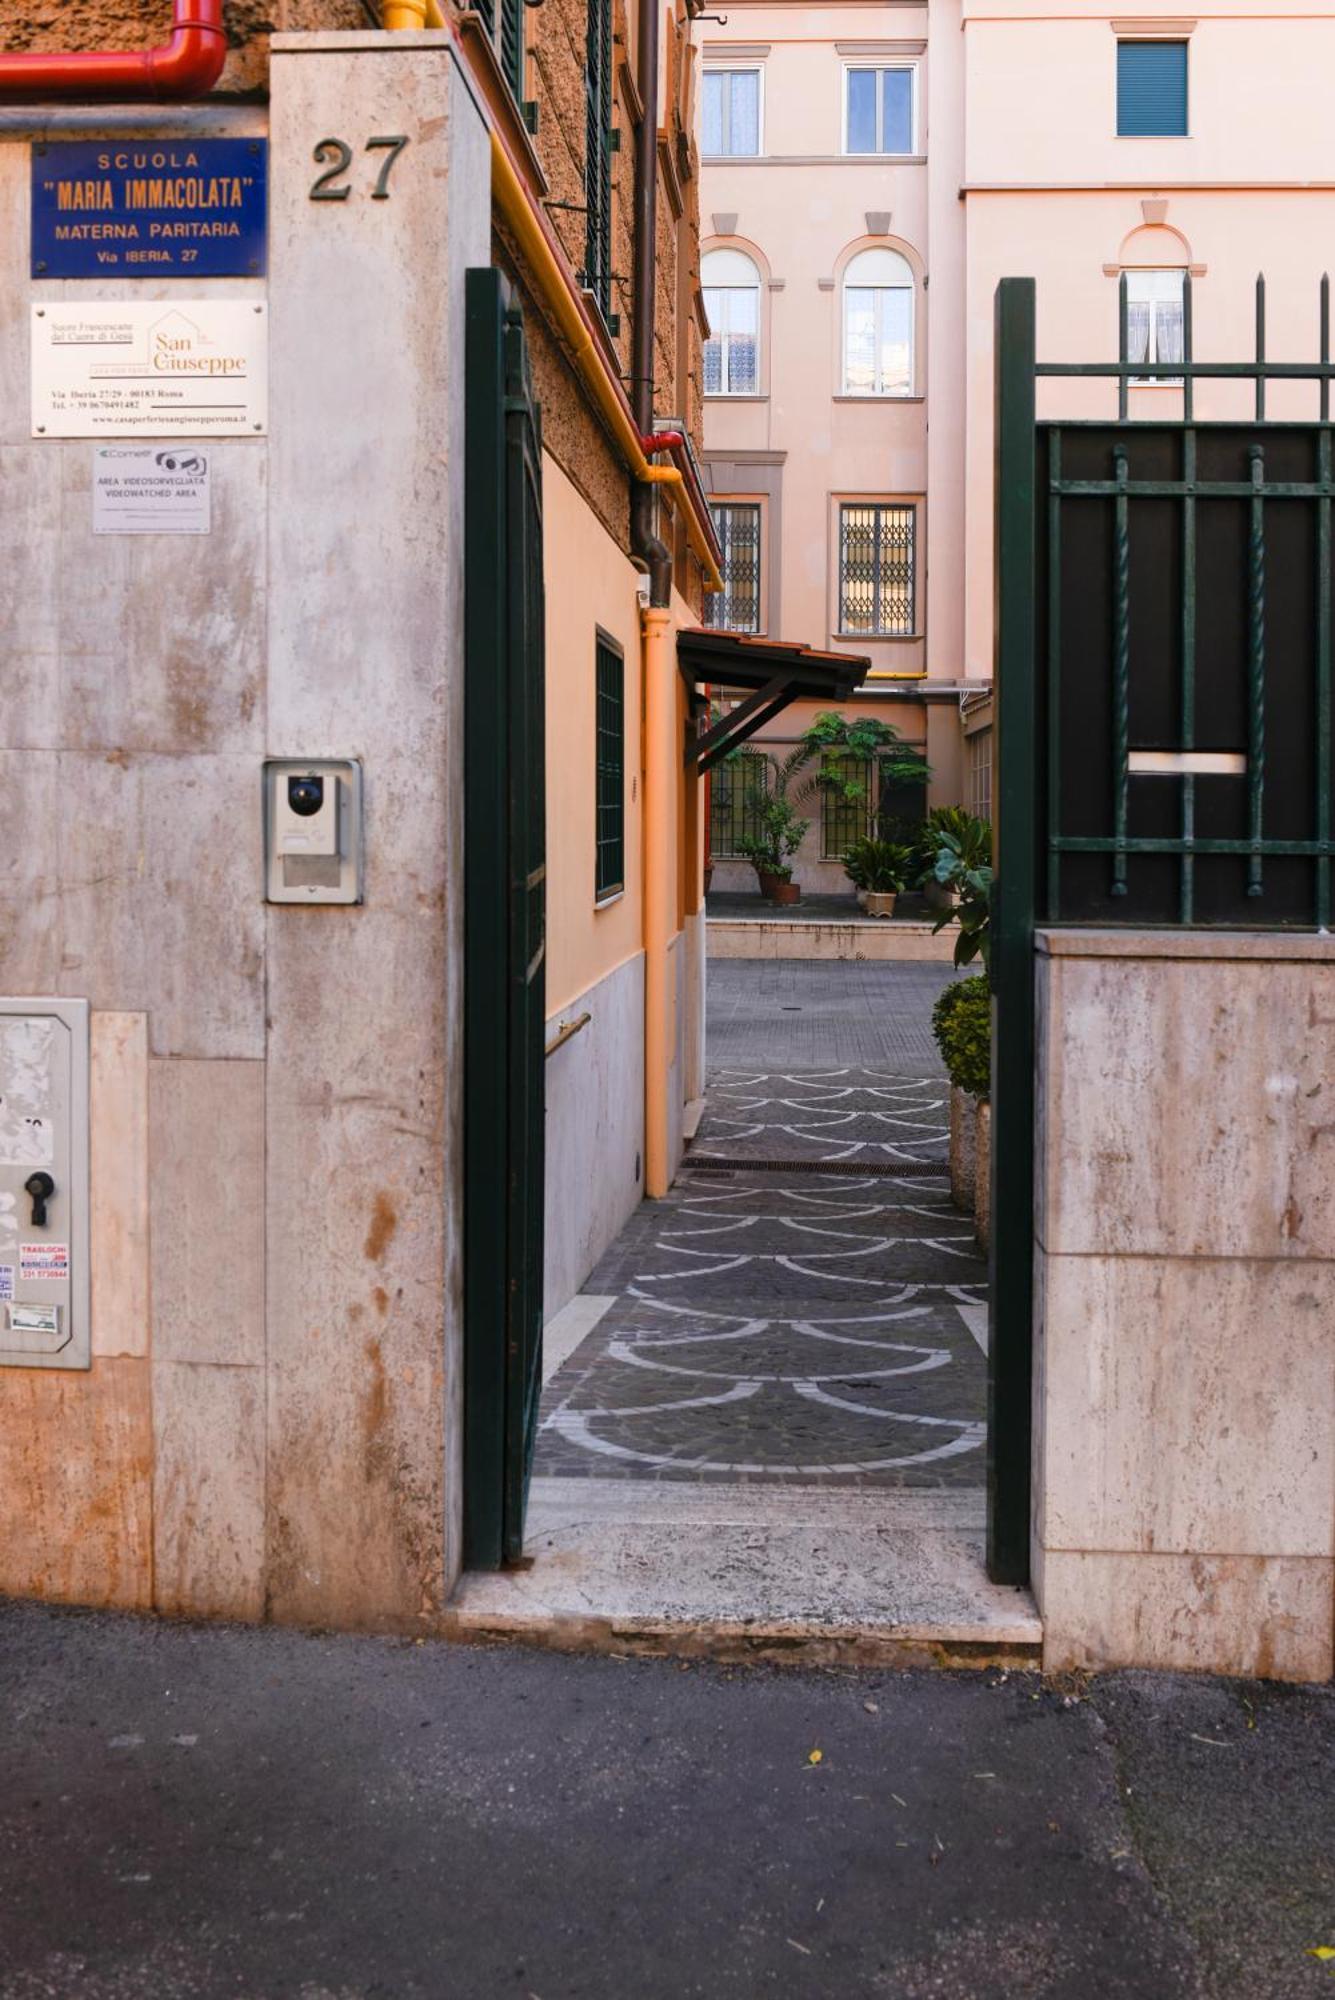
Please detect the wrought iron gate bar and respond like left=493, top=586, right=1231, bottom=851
left=1180, top=425, right=1198, bottom=922
left=1319, top=427, right=1333, bottom=927
left=1112, top=450, right=1131, bottom=895
left=1046, top=428, right=1063, bottom=915
left=1053, top=836, right=1332, bottom=856
left=1247, top=446, right=1267, bottom=894
left=1051, top=478, right=1335, bottom=498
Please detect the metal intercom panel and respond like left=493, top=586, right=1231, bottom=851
left=263, top=759, right=364, bottom=904
left=0, top=999, right=90, bottom=1370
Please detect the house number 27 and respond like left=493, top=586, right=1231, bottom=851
left=310, top=135, right=409, bottom=202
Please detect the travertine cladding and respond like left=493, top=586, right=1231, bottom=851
left=1033, top=930, right=1335, bottom=1683
left=0, top=43, right=488, bottom=1632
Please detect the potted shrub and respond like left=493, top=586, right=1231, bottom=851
left=738, top=795, right=809, bottom=904
left=912, top=805, right=984, bottom=909
left=844, top=838, right=910, bottom=917
left=931, top=974, right=991, bottom=1241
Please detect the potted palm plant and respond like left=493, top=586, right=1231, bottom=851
left=843, top=837, right=910, bottom=917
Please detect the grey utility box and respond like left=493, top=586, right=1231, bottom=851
left=0, top=998, right=90, bottom=1370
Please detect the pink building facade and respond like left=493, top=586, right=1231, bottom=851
left=699, top=0, right=1335, bottom=884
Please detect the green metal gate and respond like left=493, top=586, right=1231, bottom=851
left=990, top=274, right=1335, bottom=1583
left=463, top=268, right=547, bottom=1569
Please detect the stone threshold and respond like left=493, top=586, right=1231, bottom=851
left=444, top=1478, right=1042, bottom=1671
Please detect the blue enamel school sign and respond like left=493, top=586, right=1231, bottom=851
left=32, top=139, right=267, bottom=279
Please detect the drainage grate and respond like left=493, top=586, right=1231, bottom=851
left=683, top=1154, right=951, bottom=1178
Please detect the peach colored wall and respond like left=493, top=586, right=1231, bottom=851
left=543, top=450, right=646, bottom=1017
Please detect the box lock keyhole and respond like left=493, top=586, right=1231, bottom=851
left=24, top=1172, right=54, bottom=1228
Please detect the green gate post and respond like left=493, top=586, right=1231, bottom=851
left=988, top=278, right=1037, bottom=1586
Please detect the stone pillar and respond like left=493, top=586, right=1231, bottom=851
left=1032, top=929, right=1335, bottom=1682
left=264, top=32, right=488, bottom=1627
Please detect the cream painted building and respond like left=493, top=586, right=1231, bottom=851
left=698, top=0, right=1335, bottom=885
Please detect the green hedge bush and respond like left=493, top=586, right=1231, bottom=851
left=932, top=974, right=991, bottom=1098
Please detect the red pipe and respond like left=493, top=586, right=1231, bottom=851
left=641, top=429, right=722, bottom=566
left=0, top=1, right=227, bottom=101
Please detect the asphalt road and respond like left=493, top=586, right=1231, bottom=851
left=1, top=1600, right=1330, bottom=2000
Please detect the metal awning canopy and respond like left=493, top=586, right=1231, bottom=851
left=678, top=628, right=869, bottom=773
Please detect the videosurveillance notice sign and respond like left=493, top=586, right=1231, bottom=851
left=31, top=138, right=267, bottom=279
left=93, top=446, right=211, bottom=535
left=31, top=301, right=266, bottom=436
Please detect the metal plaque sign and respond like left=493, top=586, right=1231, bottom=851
left=31, top=138, right=267, bottom=279
left=93, top=445, right=211, bottom=535
left=31, top=301, right=267, bottom=437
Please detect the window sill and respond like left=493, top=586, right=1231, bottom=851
left=594, top=888, right=625, bottom=911
left=704, top=394, right=769, bottom=403
left=702, top=152, right=763, bottom=164
left=1114, top=132, right=1191, bottom=140
left=834, top=394, right=924, bottom=405
left=836, top=631, right=922, bottom=643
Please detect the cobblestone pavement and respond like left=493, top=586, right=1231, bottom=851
left=535, top=960, right=986, bottom=1490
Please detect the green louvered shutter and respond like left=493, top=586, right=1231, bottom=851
left=500, top=0, right=524, bottom=101
left=1116, top=41, right=1188, bottom=136
left=584, top=0, right=613, bottom=319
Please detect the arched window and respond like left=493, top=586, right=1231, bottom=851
left=842, top=247, right=914, bottom=396
left=703, top=248, right=761, bottom=396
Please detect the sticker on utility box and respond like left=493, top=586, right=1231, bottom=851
left=8, top=1304, right=60, bottom=1338
left=20, top=1242, right=68, bottom=1282
left=0, top=1267, right=13, bottom=1302
left=94, top=446, right=210, bottom=534
left=31, top=301, right=267, bottom=437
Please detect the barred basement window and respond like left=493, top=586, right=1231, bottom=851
left=710, top=750, right=770, bottom=858
left=474, top=0, right=525, bottom=102
left=704, top=503, right=762, bottom=632
left=838, top=502, right=915, bottom=636
left=584, top=0, right=614, bottom=321
left=820, top=755, right=874, bottom=859
left=595, top=636, right=624, bottom=900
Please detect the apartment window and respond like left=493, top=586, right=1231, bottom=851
left=1117, top=40, right=1188, bottom=137
left=475, top=0, right=525, bottom=101
left=839, top=503, right=916, bottom=637
left=842, top=248, right=914, bottom=396
left=705, top=503, right=763, bottom=633
left=595, top=636, right=624, bottom=900
left=702, top=249, right=761, bottom=396
left=710, top=751, right=770, bottom=858
left=821, top=755, right=874, bottom=859
left=1126, top=268, right=1185, bottom=383
left=584, top=0, right=614, bottom=320
left=844, top=66, right=914, bottom=155
left=702, top=68, right=761, bottom=156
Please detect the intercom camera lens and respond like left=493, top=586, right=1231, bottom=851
left=287, top=774, right=325, bottom=817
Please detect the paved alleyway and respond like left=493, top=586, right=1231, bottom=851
left=534, top=960, right=985, bottom=1492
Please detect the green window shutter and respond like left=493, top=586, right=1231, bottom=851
left=500, top=0, right=523, bottom=101
left=1117, top=41, right=1188, bottom=136
left=475, top=0, right=494, bottom=32
left=584, top=0, right=614, bottom=319
left=595, top=636, right=625, bottom=898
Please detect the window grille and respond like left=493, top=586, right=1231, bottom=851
left=702, top=69, right=761, bottom=156
left=845, top=66, right=913, bottom=154
left=820, top=755, right=873, bottom=858
left=839, top=503, right=915, bottom=636
left=967, top=730, right=993, bottom=824
left=704, top=503, right=762, bottom=632
left=710, top=751, right=770, bottom=858
left=595, top=637, right=624, bottom=898
left=1117, top=40, right=1188, bottom=137
left=584, top=0, right=614, bottom=321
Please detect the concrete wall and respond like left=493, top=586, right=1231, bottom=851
left=1033, top=930, right=1335, bottom=1684
left=0, top=38, right=489, bottom=1630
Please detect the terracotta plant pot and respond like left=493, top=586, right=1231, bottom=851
left=769, top=880, right=801, bottom=906
left=757, top=868, right=779, bottom=899
left=864, top=890, right=897, bottom=918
